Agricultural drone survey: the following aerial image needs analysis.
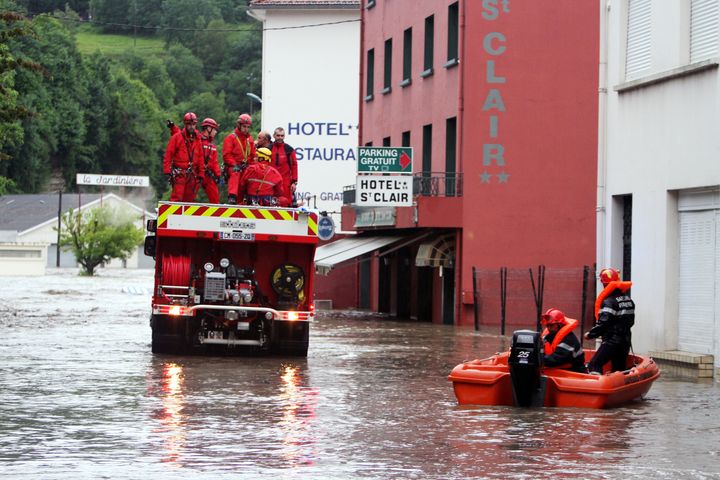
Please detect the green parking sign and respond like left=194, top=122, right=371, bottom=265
left=357, top=147, right=413, bottom=173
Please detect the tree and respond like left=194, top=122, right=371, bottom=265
left=59, top=204, right=144, bottom=275
left=164, top=43, right=204, bottom=102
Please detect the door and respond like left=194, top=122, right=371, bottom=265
left=678, top=210, right=716, bottom=354
left=396, top=248, right=411, bottom=318
left=417, top=267, right=433, bottom=322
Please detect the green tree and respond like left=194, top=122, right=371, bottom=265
left=160, top=0, right=219, bottom=50
left=164, top=43, right=204, bottom=101
left=59, top=204, right=144, bottom=276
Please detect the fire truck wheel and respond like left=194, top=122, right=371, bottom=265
left=151, top=314, right=189, bottom=354
left=272, top=321, right=309, bottom=357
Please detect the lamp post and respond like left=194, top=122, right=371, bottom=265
left=246, top=92, right=262, bottom=116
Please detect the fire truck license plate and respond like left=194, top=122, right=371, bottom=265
left=220, top=232, right=255, bottom=241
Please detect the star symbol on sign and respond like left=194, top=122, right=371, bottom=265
left=480, top=171, right=492, bottom=183
left=497, top=171, right=510, bottom=183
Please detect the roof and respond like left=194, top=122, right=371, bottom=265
left=0, top=193, right=152, bottom=235
left=249, top=0, right=360, bottom=9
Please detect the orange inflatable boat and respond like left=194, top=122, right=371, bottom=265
left=448, top=330, right=660, bottom=409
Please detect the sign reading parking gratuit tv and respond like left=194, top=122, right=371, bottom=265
left=358, top=147, right=413, bottom=173
left=356, top=175, right=413, bottom=206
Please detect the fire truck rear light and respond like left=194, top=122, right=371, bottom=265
left=287, top=311, right=299, bottom=321
left=169, top=305, right=182, bottom=316
left=154, top=304, right=193, bottom=316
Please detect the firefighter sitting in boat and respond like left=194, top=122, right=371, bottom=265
left=541, top=308, right=586, bottom=373
left=237, top=147, right=290, bottom=207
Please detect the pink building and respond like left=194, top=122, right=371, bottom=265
left=319, top=0, right=599, bottom=327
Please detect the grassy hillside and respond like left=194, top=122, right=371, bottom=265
left=74, top=26, right=165, bottom=58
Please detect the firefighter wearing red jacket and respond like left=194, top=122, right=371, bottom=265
left=222, top=113, right=256, bottom=205
left=163, top=112, right=203, bottom=202
left=196, top=118, right=222, bottom=204
left=237, top=147, right=289, bottom=207
left=270, top=127, right=298, bottom=205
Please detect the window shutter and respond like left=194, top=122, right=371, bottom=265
left=625, top=0, right=652, bottom=80
left=691, top=0, right=719, bottom=62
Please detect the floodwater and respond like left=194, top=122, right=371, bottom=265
left=0, top=269, right=719, bottom=479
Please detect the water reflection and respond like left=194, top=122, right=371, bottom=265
left=149, top=362, right=187, bottom=466
left=278, top=364, right=318, bottom=467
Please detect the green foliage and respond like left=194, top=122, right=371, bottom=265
left=15, top=0, right=89, bottom=17
left=160, top=0, right=219, bottom=50
left=165, top=43, right=204, bottom=102
left=58, top=204, right=145, bottom=276
left=0, top=175, right=19, bottom=194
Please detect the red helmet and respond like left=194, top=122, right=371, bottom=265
left=237, top=113, right=252, bottom=126
left=201, top=118, right=219, bottom=129
left=183, top=112, right=198, bottom=124
left=599, top=268, right=620, bottom=286
left=541, top=308, right=566, bottom=327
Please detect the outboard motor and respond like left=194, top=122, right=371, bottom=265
left=508, top=329, right=546, bottom=407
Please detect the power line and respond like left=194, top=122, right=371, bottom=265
left=44, top=14, right=359, bottom=32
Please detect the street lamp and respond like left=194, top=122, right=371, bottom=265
left=246, top=92, right=262, bottom=116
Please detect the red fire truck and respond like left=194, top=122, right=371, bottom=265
left=143, top=202, right=319, bottom=356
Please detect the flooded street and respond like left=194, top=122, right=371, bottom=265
left=1, top=269, right=719, bottom=479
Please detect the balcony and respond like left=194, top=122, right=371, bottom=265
left=341, top=173, right=464, bottom=230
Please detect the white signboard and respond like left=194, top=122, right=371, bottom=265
left=356, top=175, right=413, bottom=206
left=76, top=173, right=150, bottom=187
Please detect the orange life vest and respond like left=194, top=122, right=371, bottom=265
left=594, top=281, right=632, bottom=320
left=542, top=317, right=579, bottom=355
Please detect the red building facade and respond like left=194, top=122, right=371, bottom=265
left=327, top=0, right=599, bottom=327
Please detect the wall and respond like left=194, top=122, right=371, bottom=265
left=459, top=0, right=599, bottom=325
left=0, top=243, right=48, bottom=276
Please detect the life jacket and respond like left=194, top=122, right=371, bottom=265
left=594, top=281, right=632, bottom=320
left=542, top=317, right=579, bottom=355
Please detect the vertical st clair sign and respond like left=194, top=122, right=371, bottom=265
left=479, top=0, right=510, bottom=185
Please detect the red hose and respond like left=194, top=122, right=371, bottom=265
left=162, top=253, right=191, bottom=286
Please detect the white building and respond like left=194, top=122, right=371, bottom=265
left=0, top=193, right=155, bottom=274
left=600, top=0, right=720, bottom=376
left=248, top=0, right=360, bottom=227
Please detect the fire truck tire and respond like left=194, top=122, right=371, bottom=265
left=272, top=321, right=309, bottom=357
left=151, top=314, right=190, bottom=354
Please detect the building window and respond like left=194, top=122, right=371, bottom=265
left=365, top=48, right=374, bottom=101
left=690, top=0, right=719, bottom=63
left=365, top=141, right=373, bottom=147
left=383, top=136, right=391, bottom=146
left=445, top=117, right=457, bottom=197
left=446, top=2, right=459, bottom=67
left=383, top=38, right=392, bottom=94
left=625, top=0, right=651, bottom=80
left=422, top=15, right=434, bottom=77
left=401, top=28, right=412, bottom=87
left=622, top=195, right=632, bottom=280
left=422, top=124, right=432, bottom=174
left=401, top=130, right=410, bottom=147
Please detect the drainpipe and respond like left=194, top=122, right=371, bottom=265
left=596, top=0, right=609, bottom=273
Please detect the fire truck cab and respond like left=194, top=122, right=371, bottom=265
left=144, top=202, right=319, bottom=356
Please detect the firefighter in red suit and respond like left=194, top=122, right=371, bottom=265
left=222, top=113, right=256, bottom=205
left=196, top=118, right=222, bottom=204
left=237, top=147, right=289, bottom=207
left=163, top=112, right=203, bottom=202
left=270, top=127, right=298, bottom=206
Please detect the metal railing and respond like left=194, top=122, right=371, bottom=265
left=343, top=172, right=463, bottom=204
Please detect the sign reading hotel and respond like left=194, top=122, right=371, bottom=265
left=76, top=174, right=150, bottom=187
left=355, top=175, right=412, bottom=206
left=358, top=147, right=413, bottom=173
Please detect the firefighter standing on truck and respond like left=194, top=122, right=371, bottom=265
left=238, top=147, right=288, bottom=207
left=196, top=118, right=222, bottom=204
left=163, top=112, right=203, bottom=202
left=222, top=113, right=256, bottom=205
left=270, top=127, right=298, bottom=206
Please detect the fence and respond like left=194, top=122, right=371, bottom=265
left=471, top=265, right=596, bottom=336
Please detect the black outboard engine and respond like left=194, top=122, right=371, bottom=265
left=508, top=329, right=546, bottom=407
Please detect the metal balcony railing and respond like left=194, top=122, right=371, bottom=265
left=343, top=172, right=463, bottom=205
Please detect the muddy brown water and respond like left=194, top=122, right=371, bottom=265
left=0, top=269, right=718, bottom=479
